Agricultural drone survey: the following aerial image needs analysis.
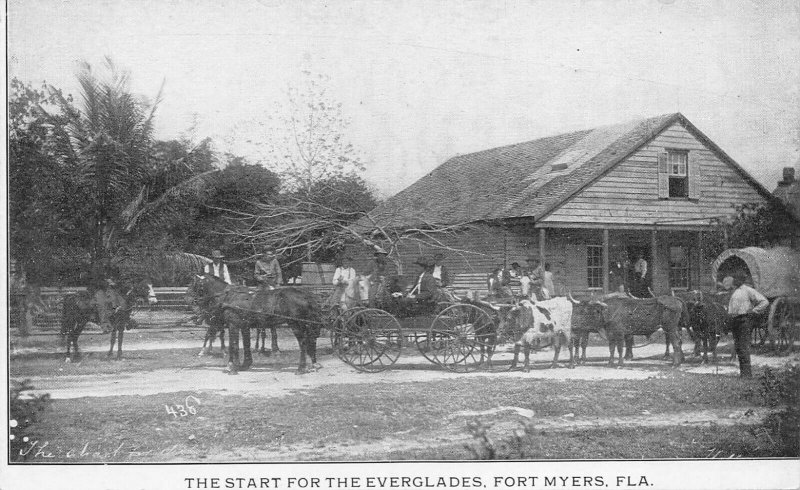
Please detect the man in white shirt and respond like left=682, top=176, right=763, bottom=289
left=205, top=250, right=232, bottom=285
left=332, top=255, right=358, bottom=310
left=727, top=271, right=769, bottom=378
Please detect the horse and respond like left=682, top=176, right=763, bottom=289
left=60, top=292, right=96, bottom=361
left=186, top=279, right=227, bottom=356
left=60, top=281, right=146, bottom=361
left=190, top=275, right=323, bottom=374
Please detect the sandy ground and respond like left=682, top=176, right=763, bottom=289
left=12, top=331, right=799, bottom=400
left=10, top=328, right=799, bottom=461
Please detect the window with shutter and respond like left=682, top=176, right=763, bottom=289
left=657, top=152, right=669, bottom=199
left=687, top=151, right=700, bottom=199
left=659, top=150, right=689, bottom=198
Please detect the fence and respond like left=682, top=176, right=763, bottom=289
left=9, top=285, right=337, bottom=335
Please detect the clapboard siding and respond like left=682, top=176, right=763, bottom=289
left=541, top=122, right=767, bottom=225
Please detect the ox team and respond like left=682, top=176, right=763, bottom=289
left=202, top=248, right=767, bottom=378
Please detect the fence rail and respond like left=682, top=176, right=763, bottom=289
left=10, top=285, right=337, bottom=334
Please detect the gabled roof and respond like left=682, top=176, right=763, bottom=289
left=361, top=112, right=772, bottom=230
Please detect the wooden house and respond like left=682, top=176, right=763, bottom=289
left=352, top=113, right=787, bottom=297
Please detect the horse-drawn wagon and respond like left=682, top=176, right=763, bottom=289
left=328, top=296, right=516, bottom=373
left=712, top=246, right=800, bottom=353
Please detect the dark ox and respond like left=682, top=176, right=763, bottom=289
left=676, top=290, right=731, bottom=364
left=589, top=296, right=688, bottom=367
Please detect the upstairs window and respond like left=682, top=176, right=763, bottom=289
left=658, top=149, right=699, bottom=200
left=668, top=151, right=688, bottom=198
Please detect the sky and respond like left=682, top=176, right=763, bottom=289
left=7, top=0, right=800, bottom=198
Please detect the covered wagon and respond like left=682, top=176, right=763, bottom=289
left=712, top=246, right=800, bottom=352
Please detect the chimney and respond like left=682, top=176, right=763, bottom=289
left=779, top=167, right=796, bottom=187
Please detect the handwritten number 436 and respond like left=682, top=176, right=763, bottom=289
left=165, top=396, right=201, bottom=417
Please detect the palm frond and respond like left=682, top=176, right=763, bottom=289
left=124, top=169, right=221, bottom=233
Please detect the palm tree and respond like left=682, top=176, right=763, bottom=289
left=47, top=57, right=160, bottom=272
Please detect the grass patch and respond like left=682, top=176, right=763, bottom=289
left=13, top=372, right=769, bottom=462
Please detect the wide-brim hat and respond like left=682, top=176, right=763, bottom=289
left=211, top=250, right=225, bottom=259
left=263, top=246, right=276, bottom=256
left=374, top=247, right=389, bottom=255
left=415, top=256, right=432, bottom=267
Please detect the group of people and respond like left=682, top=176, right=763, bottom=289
left=201, top=248, right=283, bottom=289
left=330, top=251, right=451, bottom=312
left=488, top=257, right=555, bottom=301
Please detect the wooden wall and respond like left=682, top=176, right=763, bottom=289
left=344, top=224, right=717, bottom=298
left=540, top=122, right=767, bottom=226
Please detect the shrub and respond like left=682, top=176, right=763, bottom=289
left=9, top=380, right=51, bottom=462
left=759, top=364, right=800, bottom=456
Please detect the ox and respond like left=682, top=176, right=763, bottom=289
left=591, top=296, right=687, bottom=367
left=498, top=297, right=575, bottom=371
left=679, top=290, right=730, bottom=364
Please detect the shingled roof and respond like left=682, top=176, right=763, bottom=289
left=361, top=113, right=683, bottom=229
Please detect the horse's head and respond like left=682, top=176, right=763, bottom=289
left=187, top=274, right=228, bottom=309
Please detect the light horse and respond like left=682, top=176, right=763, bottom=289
left=190, top=275, right=323, bottom=374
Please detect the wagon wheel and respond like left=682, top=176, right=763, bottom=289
left=751, top=317, right=768, bottom=348
left=412, top=301, right=463, bottom=364
left=426, top=304, right=506, bottom=372
left=332, top=308, right=402, bottom=372
left=768, top=298, right=797, bottom=354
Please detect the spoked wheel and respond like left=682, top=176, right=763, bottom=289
left=427, top=304, right=508, bottom=372
left=332, top=308, right=402, bottom=372
left=751, top=321, right=768, bottom=348
left=769, top=298, right=797, bottom=354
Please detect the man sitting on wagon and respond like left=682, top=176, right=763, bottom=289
left=254, top=247, right=283, bottom=289
left=401, top=256, right=440, bottom=315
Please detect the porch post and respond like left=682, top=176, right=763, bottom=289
left=651, top=229, right=658, bottom=295
left=602, top=229, right=610, bottom=294
left=539, top=228, right=546, bottom=266
left=697, top=230, right=703, bottom=290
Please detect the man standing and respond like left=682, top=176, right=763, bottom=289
left=631, top=255, right=650, bottom=297
left=205, top=250, right=232, bottom=285
left=727, top=271, right=769, bottom=378
left=364, top=249, right=390, bottom=305
left=254, top=247, right=283, bottom=289
left=527, top=257, right=545, bottom=300
left=332, top=255, right=358, bottom=310
left=543, top=263, right=555, bottom=299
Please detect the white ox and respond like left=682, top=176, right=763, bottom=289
left=499, top=297, right=575, bottom=371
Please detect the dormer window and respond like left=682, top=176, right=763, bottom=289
left=668, top=150, right=688, bottom=198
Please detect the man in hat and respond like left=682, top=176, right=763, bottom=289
left=408, top=256, right=438, bottom=306
left=727, top=270, right=768, bottom=378
left=254, top=247, right=283, bottom=289
left=205, top=250, right=232, bottom=284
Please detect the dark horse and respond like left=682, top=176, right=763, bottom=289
left=189, top=275, right=322, bottom=374
left=60, top=281, right=145, bottom=361
left=186, top=280, right=226, bottom=356
left=60, top=291, right=96, bottom=361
